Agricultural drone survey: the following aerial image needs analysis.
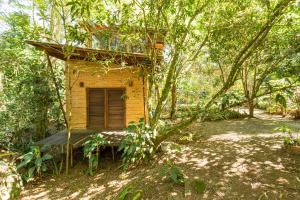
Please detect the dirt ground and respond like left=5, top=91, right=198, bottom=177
left=19, top=111, right=300, bottom=200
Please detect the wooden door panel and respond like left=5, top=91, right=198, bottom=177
left=88, top=89, right=105, bottom=128
left=107, top=89, right=125, bottom=129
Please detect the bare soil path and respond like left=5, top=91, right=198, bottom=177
left=19, top=110, right=300, bottom=199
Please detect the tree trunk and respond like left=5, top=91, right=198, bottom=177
left=248, top=98, right=254, bottom=117
left=36, top=105, right=48, bottom=139
left=170, top=83, right=177, bottom=119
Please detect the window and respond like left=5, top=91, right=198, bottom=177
left=87, top=88, right=125, bottom=129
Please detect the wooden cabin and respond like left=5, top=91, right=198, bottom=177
left=27, top=24, right=165, bottom=151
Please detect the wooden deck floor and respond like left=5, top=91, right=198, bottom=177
left=35, top=129, right=126, bottom=148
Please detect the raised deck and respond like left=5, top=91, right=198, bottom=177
left=35, top=129, right=127, bottom=148
left=35, top=129, right=127, bottom=164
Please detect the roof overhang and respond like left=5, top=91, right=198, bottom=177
left=26, top=40, right=161, bottom=66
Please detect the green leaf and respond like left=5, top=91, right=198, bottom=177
left=132, top=190, right=142, bottom=200
left=160, top=164, right=169, bottom=176
left=117, top=185, right=133, bottom=200
left=42, top=154, right=53, bottom=161
left=170, top=165, right=184, bottom=184
left=192, top=180, right=206, bottom=194
left=17, top=152, right=34, bottom=169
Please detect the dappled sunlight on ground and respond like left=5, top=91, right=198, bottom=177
left=20, top=116, right=300, bottom=199
left=170, top=118, right=300, bottom=199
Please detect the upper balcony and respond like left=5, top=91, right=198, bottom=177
left=26, top=24, right=165, bottom=67
left=83, top=24, right=165, bottom=55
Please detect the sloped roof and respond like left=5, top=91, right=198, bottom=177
left=26, top=40, right=162, bottom=66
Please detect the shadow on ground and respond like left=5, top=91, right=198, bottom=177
left=20, top=117, right=300, bottom=200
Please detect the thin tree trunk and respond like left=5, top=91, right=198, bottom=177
left=47, top=55, right=68, bottom=128
left=155, top=84, right=160, bottom=104
left=170, top=83, right=177, bottom=119
left=150, top=3, right=208, bottom=127
left=248, top=98, right=254, bottom=117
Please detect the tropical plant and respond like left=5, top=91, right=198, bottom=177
left=16, top=145, right=53, bottom=182
left=203, top=109, right=245, bottom=121
left=115, top=185, right=142, bottom=200
left=160, top=159, right=185, bottom=185
left=83, top=133, right=109, bottom=175
left=118, top=119, right=155, bottom=169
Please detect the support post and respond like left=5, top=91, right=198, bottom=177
left=70, top=145, right=73, bottom=167
left=111, top=145, right=115, bottom=161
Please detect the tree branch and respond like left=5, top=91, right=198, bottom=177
left=46, top=54, right=68, bottom=128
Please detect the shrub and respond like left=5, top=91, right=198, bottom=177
left=218, top=90, right=244, bottom=110
left=289, top=92, right=300, bottom=119
left=275, top=125, right=300, bottom=146
left=256, top=97, right=270, bottom=110
left=203, top=109, right=245, bottom=121
left=118, top=119, right=155, bottom=169
left=17, top=145, right=53, bottom=182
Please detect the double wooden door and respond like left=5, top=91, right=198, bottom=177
left=87, top=88, right=125, bottom=129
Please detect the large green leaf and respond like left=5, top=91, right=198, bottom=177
left=17, top=152, right=34, bottom=169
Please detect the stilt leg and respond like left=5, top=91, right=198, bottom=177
left=111, top=146, right=115, bottom=161
left=70, top=145, right=73, bottom=167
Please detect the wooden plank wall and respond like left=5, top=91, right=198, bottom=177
left=65, top=60, right=146, bottom=129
